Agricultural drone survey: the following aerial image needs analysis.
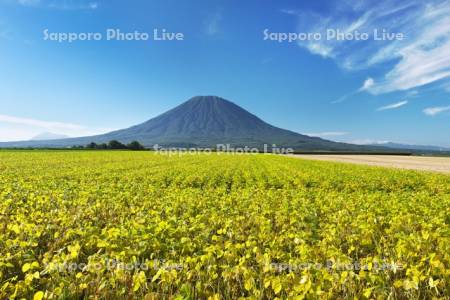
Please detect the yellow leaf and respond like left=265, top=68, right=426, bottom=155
left=33, top=291, right=44, bottom=300
left=79, top=283, right=88, bottom=290
left=428, top=277, right=438, bottom=288
left=300, top=275, right=308, bottom=284
left=403, top=280, right=418, bottom=290
left=272, top=278, right=282, bottom=294
left=11, top=224, right=20, bottom=234
left=22, top=263, right=31, bottom=273
left=264, top=278, right=271, bottom=288
left=244, top=278, right=253, bottom=291
left=152, top=272, right=161, bottom=282
left=341, top=271, right=348, bottom=280
left=132, top=281, right=140, bottom=292
left=363, top=288, right=372, bottom=298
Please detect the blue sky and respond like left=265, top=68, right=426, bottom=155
left=0, top=0, right=449, bottom=146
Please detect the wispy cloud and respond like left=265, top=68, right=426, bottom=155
left=16, top=0, right=40, bottom=6
left=0, top=114, right=84, bottom=130
left=0, top=23, right=10, bottom=40
left=280, top=9, right=299, bottom=16
left=377, top=100, right=408, bottom=111
left=48, top=1, right=98, bottom=10
left=350, top=139, right=389, bottom=145
left=360, top=78, right=375, bottom=92
left=331, top=94, right=350, bottom=104
left=441, top=82, right=450, bottom=92
left=204, top=11, right=222, bottom=36
left=406, top=90, right=419, bottom=98
left=284, top=0, right=450, bottom=95
left=7, top=0, right=98, bottom=10
left=0, top=114, right=112, bottom=141
left=331, top=77, right=374, bottom=103
left=423, top=106, right=450, bottom=116
left=306, top=131, right=349, bottom=137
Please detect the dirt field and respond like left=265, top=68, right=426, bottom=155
left=289, top=155, right=450, bottom=174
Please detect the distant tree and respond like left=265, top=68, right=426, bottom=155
left=127, top=141, right=145, bottom=150
left=98, top=143, right=108, bottom=149
left=108, top=140, right=127, bottom=149
left=86, top=142, right=98, bottom=149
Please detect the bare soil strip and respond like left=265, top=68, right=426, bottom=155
left=289, top=155, right=450, bottom=174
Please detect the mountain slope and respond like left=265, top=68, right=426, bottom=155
left=0, top=96, right=389, bottom=151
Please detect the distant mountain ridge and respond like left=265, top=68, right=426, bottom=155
left=368, top=142, right=450, bottom=152
left=31, top=132, right=69, bottom=141
left=0, top=96, right=397, bottom=151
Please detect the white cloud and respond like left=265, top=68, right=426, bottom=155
left=369, top=42, right=450, bottom=94
left=423, top=106, right=450, bottom=116
left=331, top=77, right=373, bottom=103
left=204, top=12, right=222, bottom=36
left=0, top=114, right=84, bottom=130
left=48, top=1, right=98, bottom=10
left=285, top=0, right=450, bottom=94
left=7, top=0, right=98, bottom=10
left=376, top=100, right=408, bottom=111
left=280, top=9, right=299, bottom=16
left=350, top=139, right=389, bottom=145
left=306, top=43, right=333, bottom=58
left=441, top=82, right=450, bottom=92
left=16, top=0, right=40, bottom=6
left=331, top=94, right=350, bottom=104
left=306, top=131, right=349, bottom=137
left=0, top=126, right=40, bottom=142
left=0, top=114, right=112, bottom=141
left=359, top=78, right=375, bottom=91
left=406, top=90, right=419, bottom=97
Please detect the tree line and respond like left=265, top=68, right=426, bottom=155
left=83, top=140, right=145, bottom=150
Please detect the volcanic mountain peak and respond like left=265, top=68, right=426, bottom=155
left=0, top=95, right=380, bottom=151
left=187, top=95, right=229, bottom=102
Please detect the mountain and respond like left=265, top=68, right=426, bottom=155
left=0, top=96, right=393, bottom=151
left=31, top=132, right=69, bottom=141
left=368, top=142, right=450, bottom=152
